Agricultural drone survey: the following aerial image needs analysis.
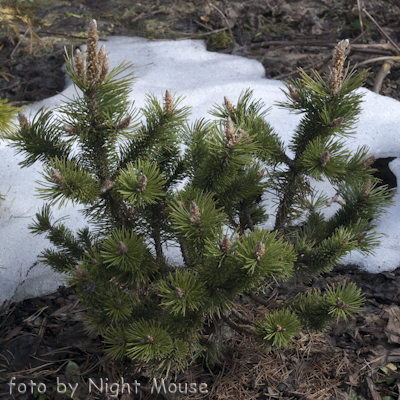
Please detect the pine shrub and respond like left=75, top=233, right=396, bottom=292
left=6, top=22, right=394, bottom=376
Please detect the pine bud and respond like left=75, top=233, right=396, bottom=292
left=136, top=175, right=147, bottom=192
left=51, top=168, right=65, bottom=190
left=75, top=265, right=87, bottom=277
left=254, top=241, right=265, bottom=262
left=329, top=117, right=344, bottom=127
left=189, top=202, right=201, bottom=224
left=289, top=85, right=300, bottom=103
left=100, top=179, right=115, bottom=194
left=362, top=179, right=371, bottom=199
left=115, top=299, right=122, bottom=309
left=140, top=335, right=154, bottom=344
left=18, top=111, right=29, bottom=128
left=36, top=213, right=44, bottom=224
left=116, top=241, right=128, bottom=255
left=164, top=90, right=174, bottom=113
left=115, top=116, right=132, bottom=131
left=74, top=48, right=85, bottom=82
left=224, top=96, right=235, bottom=112
left=362, top=155, right=375, bottom=168
left=319, top=151, right=331, bottom=167
left=114, top=336, right=125, bottom=345
left=225, top=117, right=235, bottom=141
left=337, top=297, right=349, bottom=309
left=342, top=235, right=350, bottom=244
left=174, top=287, right=185, bottom=298
left=255, top=168, right=265, bottom=181
left=98, top=55, right=109, bottom=84
left=63, top=124, right=77, bottom=135
left=275, top=324, right=286, bottom=332
left=97, top=44, right=106, bottom=70
left=327, top=39, right=349, bottom=95
left=86, top=19, right=99, bottom=84
left=82, top=280, right=96, bottom=293
left=219, top=234, right=231, bottom=253
left=357, top=232, right=367, bottom=243
left=92, top=258, right=100, bottom=265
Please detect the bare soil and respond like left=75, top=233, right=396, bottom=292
left=2, top=1, right=400, bottom=399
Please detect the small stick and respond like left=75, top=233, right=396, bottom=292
left=36, top=30, right=109, bottom=41
left=176, top=28, right=227, bottom=41
left=10, top=28, right=29, bottom=59
left=356, top=55, right=400, bottom=67
left=209, top=3, right=237, bottom=45
left=363, top=8, right=400, bottom=55
left=372, top=59, right=394, bottom=93
left=357, top=0, right=364, bottom=39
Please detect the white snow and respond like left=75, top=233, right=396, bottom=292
left=1, top=36, right=400, bottom=306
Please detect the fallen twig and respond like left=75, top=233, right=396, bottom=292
left=372, top=59, right=400, bottom=94
left=357, top=0, right=364, bottom=39
left=10, top=28, right=29, bottom=59
left=356, top=55, right=400, bottom=67
left=363, top=8, right=400, bottom=55
left=176, top=28, right=227, bottom=40
left=209, top=3, right=237, bottom=46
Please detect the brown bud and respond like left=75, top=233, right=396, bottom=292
left=115, top=299, right=122, bottom=309
left=337, top=297, right=349, bottom=309
left=100, top=179, right=115, bottom=194
left=98, top=55, right=109, bottom=84
left=164, top=90, right=174, bottom=113
left=136, top=175, right=147, bottom=192
left=218, top=234, right=232, bottom=253
left=18, top=111, right=29, bottom=128
left=362, top=179, right=371, bottom=199
left=327, top=39, right=349, bottom=95
left=86, top=19, right=100, bottom=84
left=51, top=168, right=65, bottom=190
left=174, top=287, right=185, bottom=298
left=74, top=48, right=85, bottom=82
left=254, top=241, right=265, bottom=262
left=224, top=96, right=235, bottom=112
left=63, top=124, right=77, bottom=135
left=275, top=324, right=286, bottom=332
left=329, top=117, right=344, bottom=128
left=140, top=334, right=154, bottom=344
left=189, top=201, right=201, bottom=224
left=116, top=241, right=128, bottom=255
left=115, top=116, right=132, bottom=131
left=357, top=232, right=367, bottom=243
left=75, top=265, right=87, bottom=277
left=319, top=151, right=331, bottom=167
left=97, top=44, right=106, bottom=70
left=289, top=85, right=300, bottom=103
left=82, top=280, right=96, bottom=293
left=255, top=168, right=265, bottom=181
left=342, top=235, right=350, bottom=244
left=362, top=155, right=375, bottom=168
left=91, top=258, right=100, bottom=265
left=225, top=117, right=235, bottom=141
left=36, top=213, right=44, bottom=224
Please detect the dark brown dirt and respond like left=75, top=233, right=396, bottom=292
left=2, top=1, right=400, bottom=399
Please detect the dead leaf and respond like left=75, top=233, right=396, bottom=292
left=49, top=300, right=79, bottom=317
left=5, top=326, right=22, bottom=340
left=384, top=306, right=400, bottom=344
left=200, top=15, right=210, bottom=22
left=366, top=376, right=381, bottom=400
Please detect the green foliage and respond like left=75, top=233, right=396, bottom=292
left=7, top=27, right=392, bottom=378
left=255, top=309, right=300, bottom=348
